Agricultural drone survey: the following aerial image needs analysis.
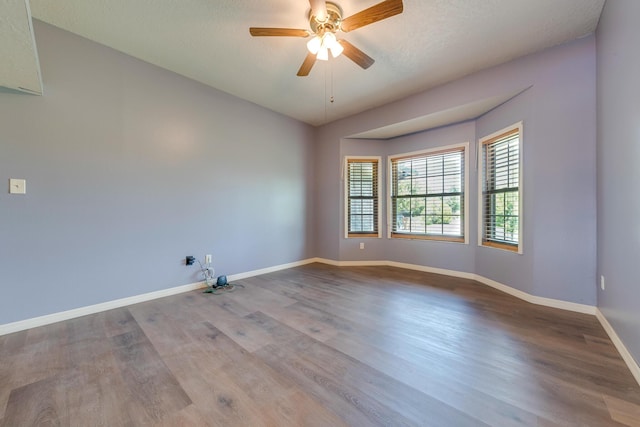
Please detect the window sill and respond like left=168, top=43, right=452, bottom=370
left=347, top=233, right=380, bottom=238
left=391, top=233, right=464, bottom=243
left=482, top=240, right=519, bottom=252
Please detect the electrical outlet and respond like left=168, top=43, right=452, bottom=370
left=600, top=275, right=605, bottom=290
left=186, top=256, right=195, bottom=266
left=9, top=179, right=26, bottom=194
left=205, top=254, right=212, bottom=264
left=359, top=242, right=364, bottom=250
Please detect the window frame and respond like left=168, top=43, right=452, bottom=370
left=387, top=143, right=469, bottom=243
left=344, top=156, right=382, bottom=239
left=478, top=122, right=524, bottom=254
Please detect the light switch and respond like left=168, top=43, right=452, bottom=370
left=9, top=179, right=26, bottom=194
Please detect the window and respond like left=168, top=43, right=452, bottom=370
left=479, top=123, right=522, bottom=252
left=389, top=144, right=467, bottom=242
left=345, top=157, right=380, bottom=238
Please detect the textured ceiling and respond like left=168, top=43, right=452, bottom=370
left=3, top=0, right=605, bottom=126
left=0, top=0, right=42, bottom=94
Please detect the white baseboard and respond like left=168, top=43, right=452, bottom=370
left=387, top=260, right=477, bottom=280
left=595, top=309, right=640, bottom=386
left=315, top=258, right=595, bottom=314
left=0, top=258, right=318, bottom=336
left=314, top=257, right=640, bottom=385
left=228, top=258, right=318, bottom=281
left=0, top=280, right=206, bottom=336
left=309, top=257, right=377, bottom=267
left=473, top=275, right=596, bottom=315
left=2, top=256, right=637, bottom=388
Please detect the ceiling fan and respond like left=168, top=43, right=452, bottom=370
left=249, top=0, right=404, bottom=76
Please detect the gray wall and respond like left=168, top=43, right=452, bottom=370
left=0, top=17, right=608, bottom=334
left=339, top=138, right=387, bottom=262
left=382, top=122, right=477, bottom=273
left=0, top=22, right=315, bottom=325
left=339, top=122, right=477, bottom=273
left=596, top=0, right=640, bottom=364
left=316, top=36, right=597, bottom=306
left=475, top=37, right=597, bottom=304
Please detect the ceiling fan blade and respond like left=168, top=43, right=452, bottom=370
left=338, top=40, right=375, bottom=69
left=309, top=0, right=328, bottom=21
left=249, top=28, right=310, bottom=37
left=340, top=0, right=403, bottom=32
left=297, top=52, right=317, bottom=76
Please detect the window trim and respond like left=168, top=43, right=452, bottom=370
left=387, top=142, right=469, bottom=244
left=477, top=122, right=524, bottom=254
left=344, top=156, right=382, bottom=239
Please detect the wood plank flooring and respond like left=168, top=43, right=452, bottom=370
left=1, top=263, right=639, bottom=426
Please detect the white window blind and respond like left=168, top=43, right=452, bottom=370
left=390, top=147, right=464, bottom=241
left=347, top=159, right=379, bottom=237
left=482, top=128, right=520, bottom=249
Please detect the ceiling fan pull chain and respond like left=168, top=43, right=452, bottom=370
left=324, top=63, right=328, bottom=122
left=330, top=60, right=335, bottom=104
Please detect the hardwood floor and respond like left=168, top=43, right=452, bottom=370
left=1, top=263, right=639, bottom=426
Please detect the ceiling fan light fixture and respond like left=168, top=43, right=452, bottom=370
left=323, top=31, right=337, bottom=46
left=306, top=35, right=322, bottom=54
left=317, top=46, right=329, bottom=61
left=310, top=32, right=341, bottom=59
left=329, top=39, right=344, bottom=58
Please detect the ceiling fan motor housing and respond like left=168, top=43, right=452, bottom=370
left=309, top=2, right=343, bottom=35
